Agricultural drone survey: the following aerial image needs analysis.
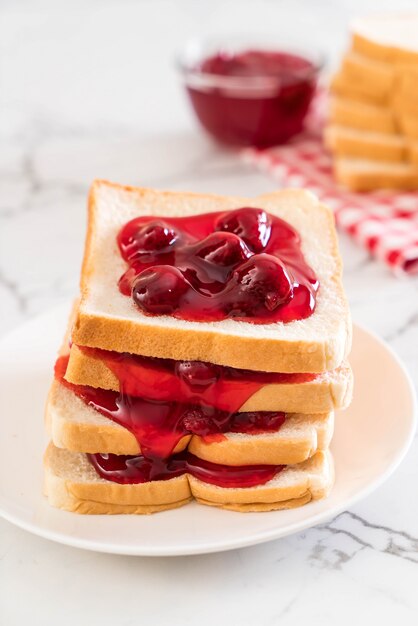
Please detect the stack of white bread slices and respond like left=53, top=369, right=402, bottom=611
left=326, top=13, right=418, bottom=191
left=44, top=180, right=353, bottom=514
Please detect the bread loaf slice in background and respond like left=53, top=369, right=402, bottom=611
left=334, top=157, right=418, bottom=191
left=325, top=125, right=408, bottom=162
left=351, top=14, right=418, bottom=64
left=329, top=97, right=397, bottom=135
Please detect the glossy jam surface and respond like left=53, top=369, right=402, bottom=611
left=186, top=50, right=317, bottom=147
left=81, top=346, right=317, bottom=409
left=88, top=451, right=283, bottom=487
left=56, top=354, right=286, bottom=488
left=56, top=355, right=287, bottom=460
left=118, top=207, right=319, bottom=323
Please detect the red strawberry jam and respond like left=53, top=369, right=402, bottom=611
left=182, top=47, right=320, bottom=148
left=55, top=354, right=288, bottom=459
left=55, top=354, right=287, bottom=487
left=182, top=49, right=319, bottom=147
left=88, top=451, right=283, bottom=487
left=78, top=346, right=316, bottom=410
left=118, top=207, right=318, bottom=323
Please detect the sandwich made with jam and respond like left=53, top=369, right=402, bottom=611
left=44, top=180, right=352, bottom=514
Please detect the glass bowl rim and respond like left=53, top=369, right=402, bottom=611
left=177, top=35, right=325, bottom=87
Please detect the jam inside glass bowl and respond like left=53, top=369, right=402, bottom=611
left=178, top=38, right=323, bottom=148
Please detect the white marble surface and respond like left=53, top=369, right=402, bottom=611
left=1, top=1, right=418, bottom=624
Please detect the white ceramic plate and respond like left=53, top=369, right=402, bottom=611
left=0, top=304, right=416, bottom=556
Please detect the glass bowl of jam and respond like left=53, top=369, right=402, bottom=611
left=178, top=36, right=323, bottom=148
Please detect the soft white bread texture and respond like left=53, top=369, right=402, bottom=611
left=335, top=157, right=418, bottom=192
left=72, top=180, right=351, bottom=373
left=45, top=380, right=334, bottom=465
left=325, top=125, right=408, bottom=163
left=44, top=443, right=334, bottom=514
left=351, top=14, right=418, bottom=64
left=64, top=343, right=353, bottom=414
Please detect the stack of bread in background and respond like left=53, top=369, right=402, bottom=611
left=325, top=14, right=418, bottom=191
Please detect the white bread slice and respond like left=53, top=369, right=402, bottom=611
left=351, top=14, right=418, bottom=64
left=188, top=412, right=334, bottom=466
left=44, top=443, right=333, bottom=514
left=64, top=344, right=353, bottom=414
left=325, top=125, right=408, bottom=162
left=335, top=157, right=418, bottom=191
left=43, top=443, right=192, bottom=514
left=46, top=380, right=334, bottom=465
left=329, top=97, right=397, bottom=135
left=72, top=181, right=351, bottom=373
left=189, top=449, right=334, bottom=512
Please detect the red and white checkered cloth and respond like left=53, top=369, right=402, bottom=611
left=242, top=96, right=418, bottom=275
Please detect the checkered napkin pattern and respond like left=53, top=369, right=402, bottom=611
left=242, top=101, right=418, bottom=275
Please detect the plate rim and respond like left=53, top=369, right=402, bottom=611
left=0, top=306, right=416, bottom=556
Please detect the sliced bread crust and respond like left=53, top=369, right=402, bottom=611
left=341, top=51, right=395, bottom=98
left=325, top=125, right=408, bottom=163
left=335, top=157, right=418, bottom=191
left=329, top=97, right=397, bottom=135
left=44, top=443, right=333, bottom=514
left=71, top=181, right=351, bottom=373
left=64, top=344, right=353, bottom=414
left=190, top=450, right=334, bottom=512
left=187, top=412, right=334, bottom=466
left=330, top=72, right=389, bottom=106
left=46, top=381, right=334, bottom=465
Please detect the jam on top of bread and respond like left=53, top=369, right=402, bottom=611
left=117, top=207, right=319, bottom=323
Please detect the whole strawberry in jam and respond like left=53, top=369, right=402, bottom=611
left=132, top=266, right=189, bottom=314
left=215, top=208, right=271, bottom=253
left=118, top=206, right=318, bottom=323
left=181, top=408, right=218, bottom=435
left=228, top=254, right=293, bottom=316
left=175, top=360, right=220, bottom=391
left=119, top=220, right=178, bottom=261
left=229, top=411, right=286, bottom=434
left=195, top=232, right=251, bottom=267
